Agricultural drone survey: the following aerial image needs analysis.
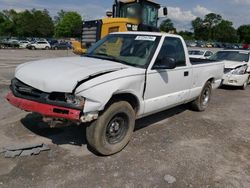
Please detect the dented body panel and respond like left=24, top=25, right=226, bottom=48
left=8, top=32, right=224, bottom=122
left=15, top=56, right=130, bottom=93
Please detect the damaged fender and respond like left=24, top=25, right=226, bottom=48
left=75, top=68, right=146, bottom=116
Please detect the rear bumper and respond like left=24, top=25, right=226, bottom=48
left=6, top=92, right=81, bottom=121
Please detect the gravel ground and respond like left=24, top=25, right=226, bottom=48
left=0, top=49, right=249, bottom=188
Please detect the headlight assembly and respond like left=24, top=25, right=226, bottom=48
left=231, top=65, right=248, bottom=75
left=65, top=94, right=85, bottom=109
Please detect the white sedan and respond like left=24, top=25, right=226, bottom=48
left=210, top=50, right=250, bottom=89
left=189, top=50, right=213, bottom=59
left=18, top=41, right=31, bottom=48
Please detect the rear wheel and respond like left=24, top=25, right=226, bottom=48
left=31, top=46, right=36, bottom=50
left=86, top=101, right=135, bottom=155
left=190, top=81, right=212, bottom=111
left=45, top=46, right=49, bottom=50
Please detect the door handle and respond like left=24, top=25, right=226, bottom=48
left=184, top=71, right=189, bottom=77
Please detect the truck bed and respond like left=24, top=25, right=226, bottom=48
left=190, top=58, right=218, bottom=65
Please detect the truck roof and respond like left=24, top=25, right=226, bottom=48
left=111, top=31, right=182, bottom=38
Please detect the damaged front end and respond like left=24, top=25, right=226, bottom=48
left=6, top=78, right=98, bottom=124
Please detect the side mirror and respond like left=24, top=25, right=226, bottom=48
left=153, top=57, right=176, bottom=69
left=163, top=7, right=168, bottom=16
left=158, top=7, right=168, bottom=18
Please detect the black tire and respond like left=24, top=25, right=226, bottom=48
left=31, top=46, right=36, bottom=50
left=45, top=46, right=49, bottom=50
left=242, top=76, right=250, bottom=90
left=190, top=81, right=212, bottom=111
left=86, top=101, right=135, bottom=155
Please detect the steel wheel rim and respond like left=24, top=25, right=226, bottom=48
left=106, top=113, right=129, bottom=144
left=202, top=87, right=210, bottom=106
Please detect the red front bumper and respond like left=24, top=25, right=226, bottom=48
left=6, top=92, right=81, bottom=121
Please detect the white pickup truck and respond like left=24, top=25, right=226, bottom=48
left=6, top=32, right=224, bottom=155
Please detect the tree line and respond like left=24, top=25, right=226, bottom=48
left=160, top=13, right=250, bottom=43
left=0, top=9, right=82, bottom=38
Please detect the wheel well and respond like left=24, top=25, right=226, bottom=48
left=208, top=78, right=215, bottom=83
left=106, top=93, right=140, bottom=113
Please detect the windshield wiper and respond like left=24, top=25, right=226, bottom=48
left=84, top=53, right=141, bottom=68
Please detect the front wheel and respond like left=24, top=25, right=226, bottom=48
left=190, top=81, right=212, bottom=111
left=242, top=76, right=250, bottom=90
left=86, top=101, right=135, bottom=155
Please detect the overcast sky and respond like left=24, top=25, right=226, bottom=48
left=1, top=0, right=250, bottom=31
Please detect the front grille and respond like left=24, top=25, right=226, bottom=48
left=10, top=78, right=81, bottom=110
left=81, top=20, right=102, bottom=48
left=11, top=79, right=44, bottom=99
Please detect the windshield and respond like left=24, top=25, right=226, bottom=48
left=142, top=4, right=158, bottom=27
left=119, top=3, right=158, bottom=27
left=210, top=51, right=249, bottom=62
left=86, top=34, right=160, bottom=68
left=189, top=50, right=204, bottom=55
left=120, top=3, right=141, bottom=19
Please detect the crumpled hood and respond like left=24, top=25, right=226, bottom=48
left=15, top=56, right=129, bottom=93
left=223, top=60, right=247, bottom=69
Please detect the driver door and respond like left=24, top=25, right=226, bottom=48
left=144, top=36, right=192, bottom=115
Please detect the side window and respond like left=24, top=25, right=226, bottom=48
left=205, top=51, right=212, bottom=57
left=155, top=37, right=186, bottom=67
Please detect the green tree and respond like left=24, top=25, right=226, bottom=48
left=15, top=10, right=35, bottom=37
left=214, top=20, right=238, bottom=43
left=55, top=11, right=82, bottom=38
left=54, top=10, right=67, bottom=24
left=237, top=25, right=250, bottom=43
left=192, top=17, right=207, bottom=40
left=0, top=9, right=17, bottom=36
left=33, top=9, right=54, bottom=37
left=178, top=31, right=194, bottom=40
left=203, top=13, right=222, bottom=40
left=15, top=9, right=54, bottom=37
left=160, top=19, right=176, bottom=33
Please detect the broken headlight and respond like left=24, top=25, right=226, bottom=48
left=231, top=65, right=248, bottom=75
left=65, top=94, right=85, bottom=109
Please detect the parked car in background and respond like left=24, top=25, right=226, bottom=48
left=27, top=41, right=51, bottom=50
left=0, top=39, right=20, bottom=48
left=19, top=41, right=31, bottom=48
left=210, top=50, right=250, bottom=89
left=47, top=39, right=58, bottom=46
left=186, top=41, right=197, bottom=47
left=196, top=41, right=206, bottom=48
left=206, top=43, right=213, bottom=48
left=51, top=42, right=72, bottom=50
left=189, top=50, right=213, bottom=59
left=243, top=44, right=249, bottom=49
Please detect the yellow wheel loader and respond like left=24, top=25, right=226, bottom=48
left=72, top=0, right=167, bottom=54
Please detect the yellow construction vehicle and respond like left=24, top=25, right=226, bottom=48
left=72, top=0, right=167, bottom=54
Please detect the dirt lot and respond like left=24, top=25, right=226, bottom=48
left=0, top=49, right=249, bottom=188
